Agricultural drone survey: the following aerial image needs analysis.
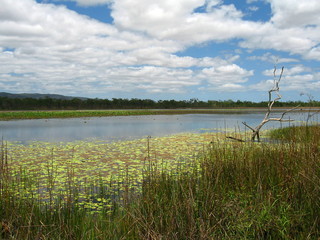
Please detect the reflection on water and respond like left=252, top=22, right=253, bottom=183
left=0, top=112, right=317, bottom=143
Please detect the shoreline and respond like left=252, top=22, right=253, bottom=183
left=1, top=107, right=319, bottom=120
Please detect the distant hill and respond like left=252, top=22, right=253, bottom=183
left=0, top=92, right=87, bottom=100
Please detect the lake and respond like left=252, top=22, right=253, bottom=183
left=0, top=111, right=318, bottom=143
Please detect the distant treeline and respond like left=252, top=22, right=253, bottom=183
left=0, top=97, right=319, bottom=110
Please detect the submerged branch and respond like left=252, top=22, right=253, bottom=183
left=226, top=136, right=246, bottom=142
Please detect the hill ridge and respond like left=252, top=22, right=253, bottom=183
left=0, top=92, right=87, bottom=100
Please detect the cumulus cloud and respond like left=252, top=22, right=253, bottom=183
left=1, top=0, right=259, bottom=97
left=305, top=46, right=320, bottom=60
left=263, top=65, right=311, bottom=77
left=110, top=0, right=320, bottom=62
left=252, top=64, right=320, bottom=92
left=198, top=64, right=254, bottom=90
left=102, top=66, right=199, bottom=94
left=239, top=23, right=318, bottom=57
left=0, top=0, right=116, bottom=50
left=238, top=1, right=320, bottom=61
left=248, top=53, right=300, bottom=63
left=111, top=0, right=255, bottom=44
left=268, top=0, right=320, bottom=28
left=1, top=0, right=320, bottom=98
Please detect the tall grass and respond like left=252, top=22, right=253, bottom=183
left=1, top=125, right=320, bottom=239
left=268, top=124, right=320, bottom=143
left=127, top=125, right=320, bottom=239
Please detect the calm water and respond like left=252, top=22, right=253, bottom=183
left=0, top=112, right=317, bottom=143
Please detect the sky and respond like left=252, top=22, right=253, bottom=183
left=1, top=0, right=320, bottom=102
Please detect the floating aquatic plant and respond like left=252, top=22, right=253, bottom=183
left=4, top=132, right=223, bottom=212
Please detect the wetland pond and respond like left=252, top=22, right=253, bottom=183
left=1, top=110, right=319, bottom=212
left=0, top=111, right=316, bottom=143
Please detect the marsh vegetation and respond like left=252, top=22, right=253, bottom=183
left=1, top=122, right=320, bottom=239
left=1, top=109, right=314, bottom=121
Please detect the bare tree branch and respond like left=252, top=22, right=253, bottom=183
left=307, top=110, right=320, bottom=123
left=227, top=66, right=299, bottom=142
left=300, top=93, right=320, bottom=123
left=226, top=136, right=246, bottom=142
left=242, top=122, right=255, bottom=131
left=268, top=105, right=301, bottom=122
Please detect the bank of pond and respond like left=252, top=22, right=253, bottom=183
left=0, top=124, right=319, bottom=239
left=1, top=108, right=320, bottom=120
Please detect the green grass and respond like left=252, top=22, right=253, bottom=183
left=0, top=110, right=156, bottom=120
left=0, top=108, right=301, bottom=120
left=268, top=124, right=320, bottom=143
left=1, top=126, right=320, bottom=239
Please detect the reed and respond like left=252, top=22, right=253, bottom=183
left=268, top=124, right=320, bottom=143
left=128, top=125, right=320, bottom=239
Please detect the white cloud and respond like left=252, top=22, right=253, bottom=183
left=305, top=46, right=320, bottom=60
left=248, top=53, right=299, bottom=64
left=278, top=74, right=319, bottom=92
left=1, top=0, right=320, bottom=98
left=218, top=83, right=245, bottom=91
left=284, top=65, right=312, bottom=76
left=88, top=66, right=200, bottom=94
left=111, top=0, right=253, bottom=44
left=2, top=0, right=261, bottom=96
left=110, top=0, right=320, bottom=62
left=198, top=64, right=254, bottom=89
left=239, top=23, right=318, bottom=56
left=263, top=65, right=311, bottom=77
left=253, top=64, right=320, bottom=92
left=268, top=0, right=320, bottom=28
left=239, top=1, right=320, bottom=60
left=206, top=0, right=223, bottom=10
left=0, top=0, right=117, bottom=50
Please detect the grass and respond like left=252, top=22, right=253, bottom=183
left=268, top=124, right=320, bottom=142
left=0, top=108, right=303, bottom=120
left=128, top=125, right=320, bottom=239
left=0, top=110, right=155, bottom=120
left=1, top=125, right=320, bottom=239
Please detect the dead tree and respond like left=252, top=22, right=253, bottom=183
left=242, top=66, right=299, bottom=142
left=300, top=93, right=320, bottom=124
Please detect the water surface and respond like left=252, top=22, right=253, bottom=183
left=0, top=112, right=316, bottom=143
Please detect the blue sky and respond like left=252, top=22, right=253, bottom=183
left=1, top=0, right=320, bottom=101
